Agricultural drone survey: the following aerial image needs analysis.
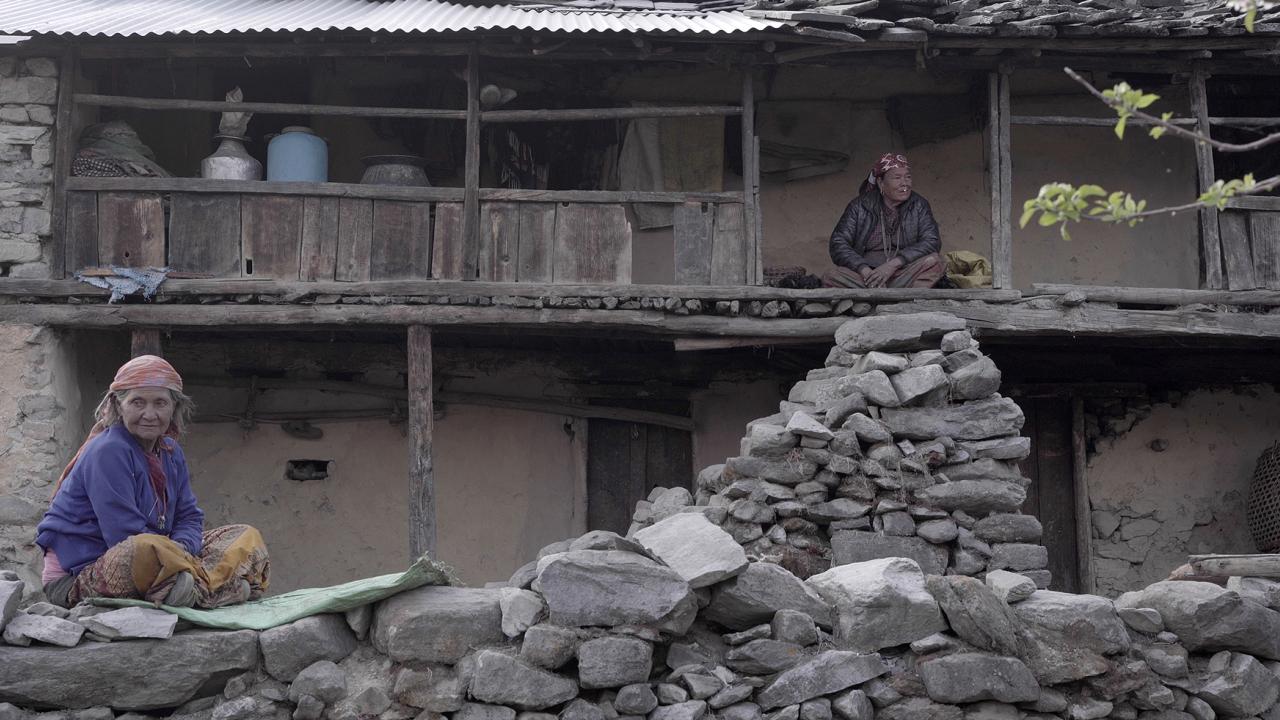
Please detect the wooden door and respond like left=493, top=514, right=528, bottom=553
left=1016, top=396, right=1080, bottom=593
left=587, top=420, right=693, bottom=535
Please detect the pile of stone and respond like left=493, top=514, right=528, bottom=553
left=7, top=523, right=1280, bottom=720
left=631, top=312, right=1048, bottom=584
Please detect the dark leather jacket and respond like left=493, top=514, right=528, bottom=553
left=829, top=189, right=941, bottom=271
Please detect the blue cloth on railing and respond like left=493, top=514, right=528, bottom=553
left=75, top=266, right=170, bottom=303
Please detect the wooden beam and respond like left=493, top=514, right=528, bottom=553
left=408, top=325, right=435, bottom=558
left=1010, top=115, right=1198, bottom=127
left=1030, top=283, right=1280, bottom=307
left=462, top=47, right=481, bottom=281
left=674, top=336, right=825, bottom=351
left=50, top=49, right=78, bottom=280
left=995, top=70, right=1013, bottom=290
left=1071, top=396, right=1094, bottom=594
left=437, top=391, right=694, bottom=431
left=874, top=300, right=1280, bottom=340
left=1188, top=554, right=1280, bottom=578
left=73, top=92, right=468, bottom=120
left=1190, top=67, right=1224, bottom=290
left=0, top=303, right=850, bottom=338
left=130, top=329, right=163, bottom=357
left=482, top=105, right=742, bottom=123
left=0, top=278, right=1024, bottom=302
left=1226, top=196, right=1280, bottom=212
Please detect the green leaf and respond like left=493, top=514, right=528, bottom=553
left=1135, top=93, right=1160, bottom=109
left=1078, top=185, right=1106, bottom=198
left=1247, top=2, right=1257, bottom=31
left=1019, top=205, right=1038, bottom=228
left=1114, top=115, right=1128, bottom=140
left=1038, top=213, right=1060, bottom=227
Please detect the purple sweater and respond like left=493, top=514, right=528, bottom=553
left=36, top=423, right=204, bottom=574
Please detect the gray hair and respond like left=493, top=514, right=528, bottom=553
left=94, top=387, right=196, bottom=438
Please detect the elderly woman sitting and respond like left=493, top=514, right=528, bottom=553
left=823, top=152, right=946, bottom=289
left=37, top=355, right=269, bottom=609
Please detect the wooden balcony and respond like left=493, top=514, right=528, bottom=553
left=61, top=177, right=751, bottom=285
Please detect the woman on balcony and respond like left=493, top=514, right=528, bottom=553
left=36, top=355, right=269, bottom=609
left=823, top=153, right=946, bottom=289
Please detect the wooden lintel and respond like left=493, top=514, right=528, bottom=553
left=0, top=278, right=1023, bottom=302
left=130, top=329, right=163, bottom=358
left=874, top=300, right=1280, bottom=340
left=1188, top=554, right=1280, bottom=578
left=673, top=336, right=825, bottom=351
left=0, top=303, right=849, bottom=338
left=1030, top=283, right=1280, bottom=307
left=436, top=391, right=694, bottom=431
left=407, top=325, right=435, bottom=559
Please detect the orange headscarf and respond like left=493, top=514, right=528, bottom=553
left=50, top=355, right=184, bottom=497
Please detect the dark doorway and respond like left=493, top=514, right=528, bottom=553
left=587, top=420, right=694, bottom=536
left=1016, top=395, right=1080, bottom=593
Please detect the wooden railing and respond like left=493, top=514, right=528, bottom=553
left=52, top=51, right=763, bottom=287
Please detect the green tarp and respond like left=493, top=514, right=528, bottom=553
left=91, top=556, right=458, bottom=631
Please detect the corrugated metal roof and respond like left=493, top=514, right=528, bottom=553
left=0, top=0, right=781, bottom=37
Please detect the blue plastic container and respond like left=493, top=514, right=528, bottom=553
left=267, top=126, right=328, bottom=182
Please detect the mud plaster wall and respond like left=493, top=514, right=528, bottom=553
left=185, top=407, right=587, bottom=592
left=691, top=379, right=783, bottom=474
left=1085, top=386, right=1280, bottom=597
left=617, top=66, right=1199, bottom=290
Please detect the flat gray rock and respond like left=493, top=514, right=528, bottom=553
left=972, top=514, right=1043, bottom=543
left=0, top=629, right=259, bottom=710
left=890, top=365, right=948, bottom=406
left=635, top=513, right=748, bottom=589
left=577, top=636, right=652, bottom=689
left=881, top=397, right=1024, bottom=441
left=500, top=588, right=547, bottom=638
left=724, top=456, right=820, bottom=486
left=958, top=437, right=1030, bottom=461
left=987, top=543, right=1048, bottom=572
left=4, top=613, right=83, bottom=647
left=757, top=651, right=886, bottom=709
left=835, top=313, right=966, bottom=353
left=918, top=653, right=1039, bottom=704
left=470, top=650, right=578, bottom=710
left=520, top=624, right=581, bottom=670
left=849, top=371, right=899, bottom=408
left=537, top=550, right=696, bottom=635
left=949, top=356, right=1002, bottom=401
left=393, top=664, right=462, bottom=712
left=1013, top=590, right=1128, bottom=655
left=457, top=703, right=516, bottom=720
left=261, top=613, right=357, bottom=681
left=984, top=570, right=1036, bottom=604
left=289, top=660, right=347, bottom=705
left=913, top=480, right=1026, bottom=516
left=0, top=580, right=21, bottom=634
left=830, top=531, right=947, bottom=575
left=372, top=586, right=504, bottom=664
left=703, top=562, right=833, bottom=631
left=650, top=701, right=707, bottom=720
left=614, top=684, right=658, bottom=715
left=924, top=575, right=1021, bottom=657
left=81, top=607, right=177, bottom=641
left=724, top=639, right=804, bottom=675
left=1198, top=651, right=1280, bottom=717
left=806, top=557, right=946, bottom=651
left=1116, top=581, right=1280, bottom=659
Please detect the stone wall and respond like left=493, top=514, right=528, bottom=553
left=1084, top=387, right=1280, bottom=598
left=0, top=324, right=80, bottom=594
left=0, top=56, right=57, bottom=279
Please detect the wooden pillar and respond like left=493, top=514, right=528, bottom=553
left=1071, top=396, right=1094, bottom=594
left=50, top=49, right=80, bottom=279
left=988, top=69, right=1013, bottom=290
left=407, top=325, right=436, bottom=558
left=462, top=48, right=481, bottom=281
left=741, top=69, right=761, bottom=286
left=1190, top=67, right=1224, bottom=290
left=130, top=329, right=163, bottom=357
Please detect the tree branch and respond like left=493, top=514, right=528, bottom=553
left=1080, top=173, right=1280, bottom=223
left=1065, top=67, right=1280, bottom=154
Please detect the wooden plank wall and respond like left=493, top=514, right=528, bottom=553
left=64, top=192, right=643, bottom=285
left=1218, top=209, right=1280, bottom=290
left=673, top=202, right=748, bottom=285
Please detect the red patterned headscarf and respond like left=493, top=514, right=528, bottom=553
left=51, top=355, right=185, bottom=496
left=873, top=153, right=910, bottom=179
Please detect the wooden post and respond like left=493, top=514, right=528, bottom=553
left=50, top=49, right=80, bottom=279
left=741, top=69, right=761, bottom=286
left=407, top=325, right=436, bottom=558
left=130, top=329, right=163, bottom=357
left=987, top=72, right=1001, bottom=290
left=993, top=69, right=1013, bottom=290
left=462, top=48, right=481, bottom=280
left=1071, top=396, right=1094, bottom=594
left=1190, top=68, right=1224, bottom=290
